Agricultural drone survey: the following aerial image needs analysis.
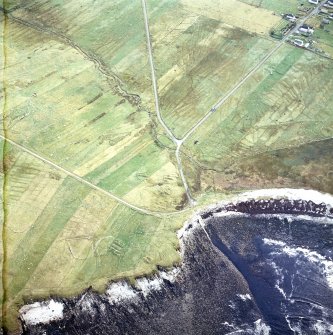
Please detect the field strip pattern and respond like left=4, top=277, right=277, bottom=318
left=0, top=134, right=186, bottom=217
left=1, top=4, right=192, bottom=214
left=140, top=0, right=324, bottom=205
left=0, top=0, right=330, bottom=332
left=180, top=2, right=325, bottom=143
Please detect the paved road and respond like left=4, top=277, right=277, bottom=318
left=141, top=0, right=179, bottom=145
left=1, top=1, right=323, bottom=215
left=180, top=1, right=324, bottom=145
left=0, top=134, right=192, bottom=217
left=141, top=0, right=196, bottom=205
left=141, top=0, right=323, bottom=207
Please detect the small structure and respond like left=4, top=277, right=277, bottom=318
left=319, top=8, right=329, bottom=14
left=299, top=24, right=314, bottom=35
left=294, top=39, right=304, bottom=47
left=309, top=0, right=319, bottom=4
left=283, top=13, right=297, bottom=22
left=324, top=1, right=333, bottom=8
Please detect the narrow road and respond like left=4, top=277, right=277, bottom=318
left=141, top=0, right=196, bottom=205
left=2, top=8, right=197, bottom=215
left=2, top=2, right=322, bottom=215
left=0, top=135, right=189, bottom=217
left=141, top=0, right=323, bottom=208
left=180, top=2, right=324, bottom=145
left=141, top=0, right=179, bottom=145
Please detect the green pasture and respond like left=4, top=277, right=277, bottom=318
left=238, top=0, right=308, bottom=14
left=147, top=0, right=275, bottom=138
left=183, top=44, right=333, bottom=195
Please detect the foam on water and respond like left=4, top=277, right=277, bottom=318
left=19, top=188, right=333, bottom=330
left=136, top=276, right=164, bottom=297
left=239, top=188, right=333, bottom=207
left=224, top=319, right=271, bottom=335
left=262, top=238, right=333, bottom=334
left=106, top=281, right=138, bottom=304
left=106, top=267, right=180, bottom=303
left=20, top=300, right=64, bottom=326
left=312, top=320, right=333, bottom=334
left=263, top=239, right=333, bottom=289
left=237, top=293, right=252, bottom=301
left=254, top=319, right=271, bottom=335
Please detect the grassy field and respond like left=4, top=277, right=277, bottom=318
left=0, top=2, right=189, bottom=331
left=2, top=15, right=185, bottom=212
left=1, top=142, right=188, bottom=331
left=238, top=0, right=309, bottom=15
left=146, top=0, right=277, bottom=138
left=9, top=0, right=154, bottom=106
left=0, top=139, right=4, bottom=328
left=182, top=44, right=333, bottom=196
left=1, top=0, right=333, bottom=333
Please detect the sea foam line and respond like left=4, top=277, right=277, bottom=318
left=19, top=188, right=333, bottom=327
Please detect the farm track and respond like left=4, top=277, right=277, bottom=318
left=141, top=0, right=196, bottom=205
left=141, top=0, right=323, bottom=208
left=0, top=134, right=192, bottom=217
left=180, top=2, right=325, bottom=145
left=1, top=1, right=325, bottom=216
left=1, top=11, right=194, bottom=216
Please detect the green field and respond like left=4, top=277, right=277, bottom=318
left=239, top=0, right=309, bottom=14
left=182, top=45, right=333, bottom=196
left=8, top=0, right=154, bottom=104
left=0, top=1, right=188, bottom=330
left=1, top=142, right=187, bottom=330
left=1, top=0, right=333, bottom=332
left=2, top=15, right=184, bottom=212
left=147, top=0, right=277, bottom=138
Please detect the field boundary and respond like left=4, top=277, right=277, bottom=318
left=0, top=134, right=192, bottom=217
left=140, top=0, right=324, bottom=207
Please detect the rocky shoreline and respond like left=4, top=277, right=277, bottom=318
left=202, top=198, right=333, bottom=219
left=20, top=189, right=333, bottom=335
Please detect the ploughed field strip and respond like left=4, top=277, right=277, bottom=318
left=1, top=142, right=185, bottom=331
left=146, top=0, right=278, bottom=138
left=182, top=44, right=333, bottom=197
left=0, top=0, right=333, bottom=333
left=239, top=0, right=308, bottom=13
left=1, top=2, right=186, bottom=212
left=0, top=0, right=187, bottom=331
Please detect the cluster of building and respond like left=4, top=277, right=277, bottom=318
left=308, top=0, right=333, bottom=5
left=283, top=0, right=333, bottom=49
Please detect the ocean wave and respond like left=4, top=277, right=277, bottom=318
left=263, top=238, right=333, bottom=290
left=224, top=319, right=271, bottom=335
left=19, top=188, right=333, bottom=330
left=20, top=300, right=64, bottom=326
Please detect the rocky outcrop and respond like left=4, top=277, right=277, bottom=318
left=21, top=195, right=333, bottom=335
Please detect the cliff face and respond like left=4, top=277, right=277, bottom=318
left=22, top=222, right=262, bottom=335
left=22, top=199, right=333, bottom=335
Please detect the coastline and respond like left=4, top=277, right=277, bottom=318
left=19, top=188, right=333, bottom=331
